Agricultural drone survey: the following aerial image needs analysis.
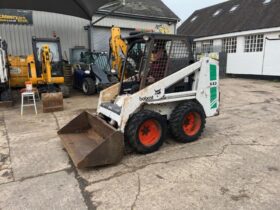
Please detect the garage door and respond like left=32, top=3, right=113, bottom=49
left=262, top=38, right=280, bottom=76
left=92, top=27, right=131, bottom=52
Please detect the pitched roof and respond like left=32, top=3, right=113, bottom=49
left=178, top=0, right=280, bottom=38
left=97, top=0, right=179, bottom=22
left=0, top=0, right=117, bottom=20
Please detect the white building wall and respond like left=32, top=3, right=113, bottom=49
left=227, top=31, right=280, bottom=75
left=213, top=39, right=222, bottom=52
left=227, top=52, right=264, bottom=75
left=195, top=41, right=202, bottom=52
left=0, top=11, right=89, bottom=58
left=236, top=36, right=244, bottom=53
left=194, top=30, right=280, bottom=76
left=262, top=32, right=280, bottom=76
left=265, top=31, right=280, bottom=39
left=227, top=35, right=263, bottom=75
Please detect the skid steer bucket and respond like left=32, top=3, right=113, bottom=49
left=58, top=112, right=124, bottom=168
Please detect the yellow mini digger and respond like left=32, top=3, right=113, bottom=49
left=9, top=37, right=70, bottom=97
left=58, top=33, right=220, bottom=168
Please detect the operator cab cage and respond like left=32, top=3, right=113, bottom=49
left=0, top=38, right=8, bottom=65
left=0, top=39, right=8, bottom=64
left=119, top=33, right=195, bottom=95
left=0, top=38, right=8, bottom=53
left=0, top=38, right=9, bottom=86
left=79, top=51, right=111, bottom=73
left=31, top=37, right=64, bottom=78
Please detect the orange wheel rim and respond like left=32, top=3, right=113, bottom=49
left=138, top=119, right=161, bottom=146
left=183, top=112, right=202, bottom=136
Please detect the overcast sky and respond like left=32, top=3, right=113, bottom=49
left=162, top=0, right=228, bottom=23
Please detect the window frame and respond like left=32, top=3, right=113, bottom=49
left=202, top=40, right=214, bottom=53
left=244, top=34, right=264, bottom=53
left=192, top=42, right=196, bottom=54
left=222, top=37, right=237, bottom=53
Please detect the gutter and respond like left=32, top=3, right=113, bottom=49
left=95, top=11, right=179, bottom=23
left=193, top=26, right=280, bottom=42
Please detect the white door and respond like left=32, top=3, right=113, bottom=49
left=262, top=38, right=280, bottom=76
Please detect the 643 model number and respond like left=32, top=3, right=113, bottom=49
left=210, top=81, right=218, bottom=86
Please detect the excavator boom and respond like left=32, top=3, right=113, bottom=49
left=110, top=27, right=128, bottom=79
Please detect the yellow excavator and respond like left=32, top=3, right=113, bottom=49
left=109, top=27, right=128, bottom=79
left=9, top=37, right=70, bottom=97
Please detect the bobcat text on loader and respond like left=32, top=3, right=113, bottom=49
left=58, top=33, right=220, bottom=169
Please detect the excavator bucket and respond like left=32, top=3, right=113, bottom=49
left=58, top=112, right=124, bottom=168
left=42, top=92, right=64, bottom=113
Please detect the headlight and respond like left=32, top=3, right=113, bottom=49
left=85, top=70, right=90, bottom=74
left=143, top=35, right=149, bottom=41
left=111, top=69, right=117, bottom=74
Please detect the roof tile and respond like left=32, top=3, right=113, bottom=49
left=98, top=0, right=179, bottom=21
left=178, top=0, right=280, bottom=37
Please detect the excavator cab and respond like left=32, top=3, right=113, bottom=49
left=32, top=37, right=64, bottom=82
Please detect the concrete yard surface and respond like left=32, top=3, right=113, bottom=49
left=0, top=78, right=279, bottom=210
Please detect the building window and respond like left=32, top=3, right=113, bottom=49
left=223, top=37, right=237, bottom=53
left=244, top=35, right=264, bottom=52
left=202, top=40, right=213, bottom=53
left=192, top=42, right=196, bottom=54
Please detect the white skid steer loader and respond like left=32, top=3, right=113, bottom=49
left=58, top=33, right=219, bottom=168
left=0, top=38, right=12, bottom=101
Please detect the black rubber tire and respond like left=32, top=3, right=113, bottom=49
left=170, top=101, right=206, bottom=143
left=0, top=89, right=12, bottom=101
left=82, top=78, right=96, bottom=95
left=59, top=85, right=70, bottom=98
left=125, top=110, right=167, bottom=154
